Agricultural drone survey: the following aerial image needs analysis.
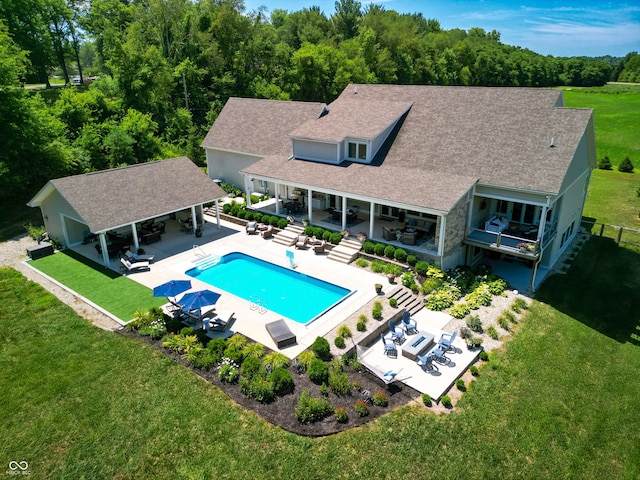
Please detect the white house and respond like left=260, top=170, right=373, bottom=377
left=202, top=84, right=596, bottom=291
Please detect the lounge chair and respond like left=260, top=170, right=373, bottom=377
left=295, top=235, right=308, bottom=249
left=381, top=334, right=397, bottom=357
left=204, top=310, right=234, bottom=332
left=417, top=352, right=437, bottom=371
left=388, top=319, right=405, bottom=344
left=313, top=240, right=326, bottom=254
left=124, top=249, right=155, bottom=263
left=119, top=258, right=150, bottom=273
left=266, top=319, right=297, bottom=348
left=362, top=363, right=405, bottom=386
left=432, top=345, right=449, bottom=364
left=401, top=310, right=418, bottom=334
left=438, top=331, right=457, bottom=352
left=181, top=306, right=216, bottom=326
left=260, top=225, right=273, bottom=239
left=246, top=221, right=258, bottom=235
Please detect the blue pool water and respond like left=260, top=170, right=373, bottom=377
left=185, top=252, right=352, bottom=324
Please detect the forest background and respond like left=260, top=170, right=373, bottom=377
left=1, top=0, right=639, bottom=213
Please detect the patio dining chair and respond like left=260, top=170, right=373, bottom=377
left=388, top=319, right=405, bottom=344
left=432, top=345, right=449, bottom=364
left=381, top=334, right=397, bottom=357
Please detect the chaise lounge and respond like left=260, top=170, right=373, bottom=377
left=119, top=258, right=150, bottom=273
left=265, top=319, right=297, bottom=348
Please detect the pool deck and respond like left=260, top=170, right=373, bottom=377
left=68, top=216, right=478, bottom=399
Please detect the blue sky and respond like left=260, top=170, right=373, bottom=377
left=243, top=0, right=640, bottom=57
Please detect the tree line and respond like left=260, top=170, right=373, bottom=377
left=1, top=0, right=639, bottom=206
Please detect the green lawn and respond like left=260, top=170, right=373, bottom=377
left=29, top=249, right=165, bottom=322
left=2, top=235, right=639, bottom=479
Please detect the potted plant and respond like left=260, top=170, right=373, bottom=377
left=375, top=283, right=383, bottom=294
left=387, top=273, right=396, bottom=284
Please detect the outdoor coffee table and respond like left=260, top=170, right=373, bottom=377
left=401, top=331, right=435, bottom=360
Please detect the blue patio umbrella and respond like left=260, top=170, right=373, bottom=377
left=153, top=279, right=192, bottom=299
left=178, top=289, right=222, bottom=312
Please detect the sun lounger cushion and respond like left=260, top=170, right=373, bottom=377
left=265, top=319, right=296, bottom=348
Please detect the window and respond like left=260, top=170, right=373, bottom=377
left=496, top=200, right=508, bottom=214
left=347, top=142, right=367, bottom=161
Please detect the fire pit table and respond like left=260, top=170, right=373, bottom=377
left=401, top=331, right=435, bottom=360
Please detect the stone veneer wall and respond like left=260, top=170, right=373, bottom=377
left=442, top=195, right=469, bottom=257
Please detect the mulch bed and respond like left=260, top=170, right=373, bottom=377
left=118, top=329, right=419, bottom=437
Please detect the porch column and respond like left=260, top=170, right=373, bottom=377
left=98, top=233, right=110, bottom=267
left=244, top=177, right=252, bottom=208
left=191, top=206, right=197, bottom=234
left=341, top=196, right=347, bottom=231
left=130, top=223, right=140, bottom=252
left=369, top=201, right=375, bottom=239
left=307, top=190, right=313, bottom=223
left=538, top=204, right=549, bottom=244
left=437, top=215, right=447, bottom=260
left=215, top=200, right=221, bottom=228
left=275, top=183, right=281, bottom=215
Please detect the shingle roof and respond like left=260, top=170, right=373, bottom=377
left=201, top=97, right=324, bottom=156
left=32, top=157, right=226, bottom=233
left=289, top=98, right=413, bottom=142
left=206, top=85, right=594, bottom=213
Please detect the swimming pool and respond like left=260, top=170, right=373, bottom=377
left=185, top=252, right=353, bottom=324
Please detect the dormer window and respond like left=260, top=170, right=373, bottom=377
left=348, top=142, right=367, bottom=161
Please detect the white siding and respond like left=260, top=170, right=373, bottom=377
left=205, top=148, right=262, bottom=189
left=292, top=139, right=340, bottom=164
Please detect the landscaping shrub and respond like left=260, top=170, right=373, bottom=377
left=374, top=243, right=386, bottom=256
left=245, top=211, right=254, bottom=221
left=237, top=209, right=246, bottom=219
left=240, top=376, right=275, bottom=403
left=389, top=298, right=398, bottom=308
left=372, top=391, right=388, bottom=407
left=355, top=258, right=369, bottom=268
left=337, top=324, right=352, bottom=338
left=351, top=381, right=361, bottom=391
left=362, top=241, right=375, bottom=254
left=243, top=342, right=265, bottom=359
left=449, top=302, right=470, bottom=319
left=304, top=225, right=315, bottom=236
left=465, top=284, right=493, bottom=309
left=240, top=354, right=262, bottom=380
left=497, top=315, right=510, bottom=331
left=222, top=203, right=232, bottom=214
left=422, top=393, right=432, bottom=407
left=253, top=212, right=263, bottom=223
left=358, top=313, right=368, bottom=323
left=407, top=254, right=417, bottom=267
left=297, top=350, right=315, bottom=371
left=322, top=230, right=332, bottom=241
left=334, top=336, right=346, bottom=348
left=456, top=379, right=466, bottom=391
left=394, top=248, right=408, bottom=263
left=190, top=350, right=218, bottom=371
left=354, top=399, right=369, bottom=417
left=138, top=319, right=167, bottom=339
left=487, top=325, right=499, bottom=339
left=320, top=383, right=329, bottom=397
left=370, top=260, right=386, bottom=273
left=459, top=326, right=472, bottom=339
left=372, top=301, right=383, bottom=320
left=511, top=297, right=528, bottom=313
left=308, top=358, right=329, bottom=385
left=488, top=278, right=508, bottom=295
left=277, top=217, right=289, bottom=229
left=180, top=326, right=195, bottom=336
left=470, top=365, right=479, bottom=376
left=415, top=260, right=430, bottom=277
left=440, top=395, right=452, bottom=408
left=334, top=407, right=348, bottom=423
left=424, top=289, right=455, bottom=311
left=466, top=314, right=483, bottom=333
left=598, top=155, right=612, bottom=170
left=295, top=390, right=334, bottom=423
left=312, top=227, right=324, bottom=239
left=503, top=310, right=517, bottom=323
left=223, top=344, right=245, bottom=365
left=328, top=369, right=351, bottom=395
left=618, top=156, right=634, bottom=173
left=421, top=277, right=442, bottom=295
left=207, top=338, right=227, bottom=358
left=329, top=232, right=342, bottom=244
left=268, top=367, right=294, bottom=395
left=356, top=321, right=366, bottom=332
left=401, top=272, right=415, bottom=288
left=311, top=336, right=331, bottom=359
left=479, top=351, right=489, bottom=361
left=268, top=215, right=279, bottom=226
left=384, top=244, right=395, bottom=259
left=218, top=362, right=239, bottom=383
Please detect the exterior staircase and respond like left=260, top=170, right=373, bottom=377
left=272, top=224, right=305, bottom=246
left=386, top=286, right=424, bottom=317
left=327, top=236, right=362, bottom=264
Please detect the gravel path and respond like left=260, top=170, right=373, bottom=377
left=0, top=235, right=121, bottom=331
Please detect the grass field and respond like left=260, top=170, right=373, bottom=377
left=29, top=249, right=166, bottom=322
left=1, top=235, right=639, bottom=479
